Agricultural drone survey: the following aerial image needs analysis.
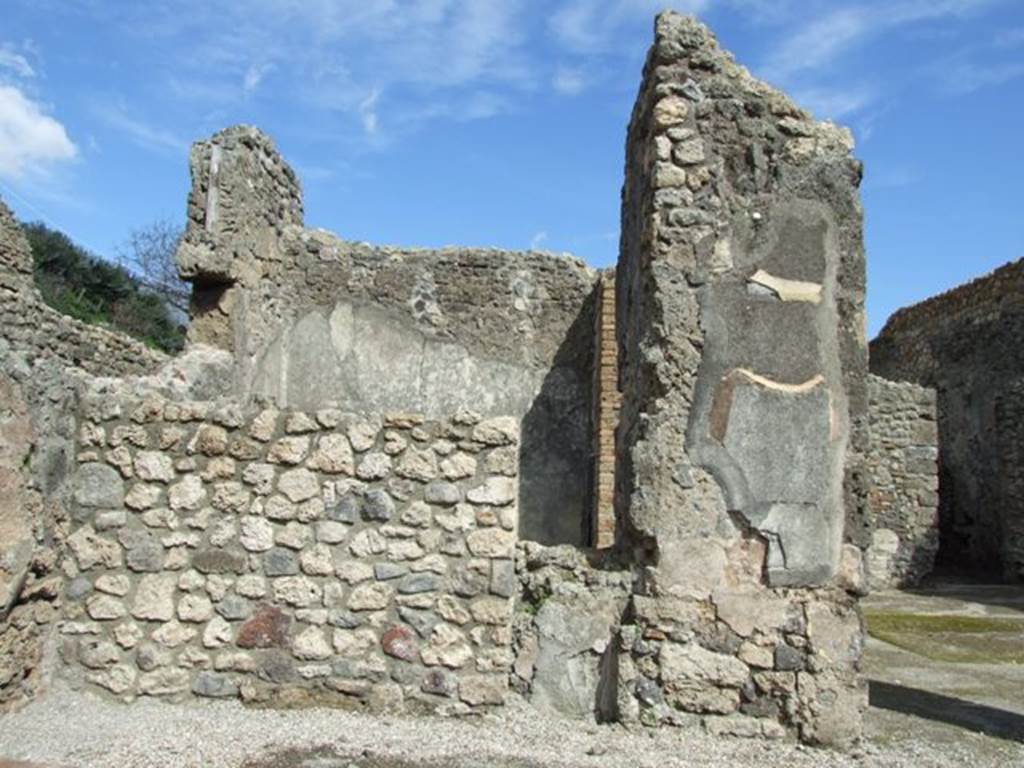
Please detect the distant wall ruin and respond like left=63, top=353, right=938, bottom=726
left=865, top=375, right=939, bottom=589
left=0, top=201, right=166, bottom=378
left=0, top=200, right=170, bottom=708
left=870, top=259, right=1024, bottom=581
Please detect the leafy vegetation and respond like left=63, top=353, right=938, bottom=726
left=22, top=221, right=186, bottom=354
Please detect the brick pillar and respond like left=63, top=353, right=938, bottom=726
left=592, top=270, right=621, bottom=549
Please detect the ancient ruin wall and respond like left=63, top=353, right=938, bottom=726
left=0, top=355, right=74, bottom=708
left=996, top=380, right=1024, bottom=580
left=0, top=201, right=167, bottom=378
left=1, top=14, right=876, bottom=746
left=613, top=14, right=868, bottom=746
left=175, top=127, right=598, bottom=548
left=60, top=391, right=519, bottom=709
left=865, top=375, right=939, bottom=589
left=0, top=200, right=168, bottom=708
left=870, top=259, right=1024, bottom=581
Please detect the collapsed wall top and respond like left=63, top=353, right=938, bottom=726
left=0, top=199, right=37, bottom=294
left=176, top=125, right=304, bottom=287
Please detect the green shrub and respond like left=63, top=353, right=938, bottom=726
left=22, top=221, right=186, bottom=354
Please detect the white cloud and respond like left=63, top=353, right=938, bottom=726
left=100, top=0, right=533, bottom=139
left=93, top=100, right=186, bottom=153
left=792, top=85, right=875, bottom=120
left=762, top=0, right=1002, bottom=81
left=550, top=0, right=709, bottom=53
left=0, top=46, right=35, bottom=79
left=0, top=85, right=77, bottom=180
left=761, top=8, right=869, bottom=81
left=358, top=88, right=380, bottom=135
left=529, top=231, right=548, bottom=250
left=552, top=66, right=587, bottom=95
left=242, top=62, right=274, bottom=95
left=942, top=59, right=1024, bottom=92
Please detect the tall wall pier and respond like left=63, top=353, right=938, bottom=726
left=613, top=13, right=868, bottom=745
left=871, top=259, right=1024, bottom=581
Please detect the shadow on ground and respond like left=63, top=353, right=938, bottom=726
left=242, top=747, right=548, bottom=768
left=907, top=578, right=1024, bottom=614
left=870, top=681, right=1024, bottom=743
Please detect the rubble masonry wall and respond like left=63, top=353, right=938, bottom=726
left=870, top=259, right=1024, bottom=581
left=865, top=375, right=939, bottom=588
left=61, top=392, right=521, bottom=710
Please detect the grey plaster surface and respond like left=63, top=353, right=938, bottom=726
left=687, top=203, right=849, bottom=586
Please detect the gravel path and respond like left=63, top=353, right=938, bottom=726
left=0, top=683, right=1020, bottom=768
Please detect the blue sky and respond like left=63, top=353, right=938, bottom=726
left=1, top=0, right=1021, bottom=337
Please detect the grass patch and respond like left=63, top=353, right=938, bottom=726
left=865, top=611, right=1024, bottom=664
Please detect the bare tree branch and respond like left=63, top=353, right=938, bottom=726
left=117, top=219, right=191, bottom=315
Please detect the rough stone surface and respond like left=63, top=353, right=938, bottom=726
left=870, top=259, right=1024, bottom=581
left=611, top=13, right=867, bottom=746
left=865, top=375, right=939, bottom=588
left=53, top=402, right=520, bottom=712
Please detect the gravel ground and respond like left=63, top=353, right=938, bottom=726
left=1, top=683, right=1021, bottom=768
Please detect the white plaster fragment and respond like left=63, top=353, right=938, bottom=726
left=747, top=269, right=822, bottom=304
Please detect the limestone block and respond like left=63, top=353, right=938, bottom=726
left=459, top=674, right=506, bottom=706
left=278, top=468, right=320, bottom=503
left=309, top=434, right=354, bottom=475
left=68, top=527, right=123, bottom=571
left=270, top=575, right=320, bottom=608
left=134, top=452, right=175, bottom=483
left=658, top=642, right=749, bottom=714
left=74, top=463, right=126, bottom=508
left=528, top=593, right=622, bottom=718
left=239, top=516, right=274, bottom=552
left=292, top=626, right=332, bottom=660
left=467, top=477, right=516, bottom=506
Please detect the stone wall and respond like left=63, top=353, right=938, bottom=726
left=175, top=127, right=598, bottom=548
left=0, top=353, right=77, bottom=708
left=612, top=14, right=867, bottom=746
left=995, top=380, right=1024, bottom=581
left=865, top=375, right=939, bottom=589
left=0, top=12, right=875, bottom=748
left=60, top=391, right=520, bottom=710
left=0, top=200, right=167, bottom=378
left=870, top=259, right=1024, bottom=581
left=0, top=198, right=168, bottom=709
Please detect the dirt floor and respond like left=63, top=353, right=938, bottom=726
left=862, top=582, right=1024, bottom=760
